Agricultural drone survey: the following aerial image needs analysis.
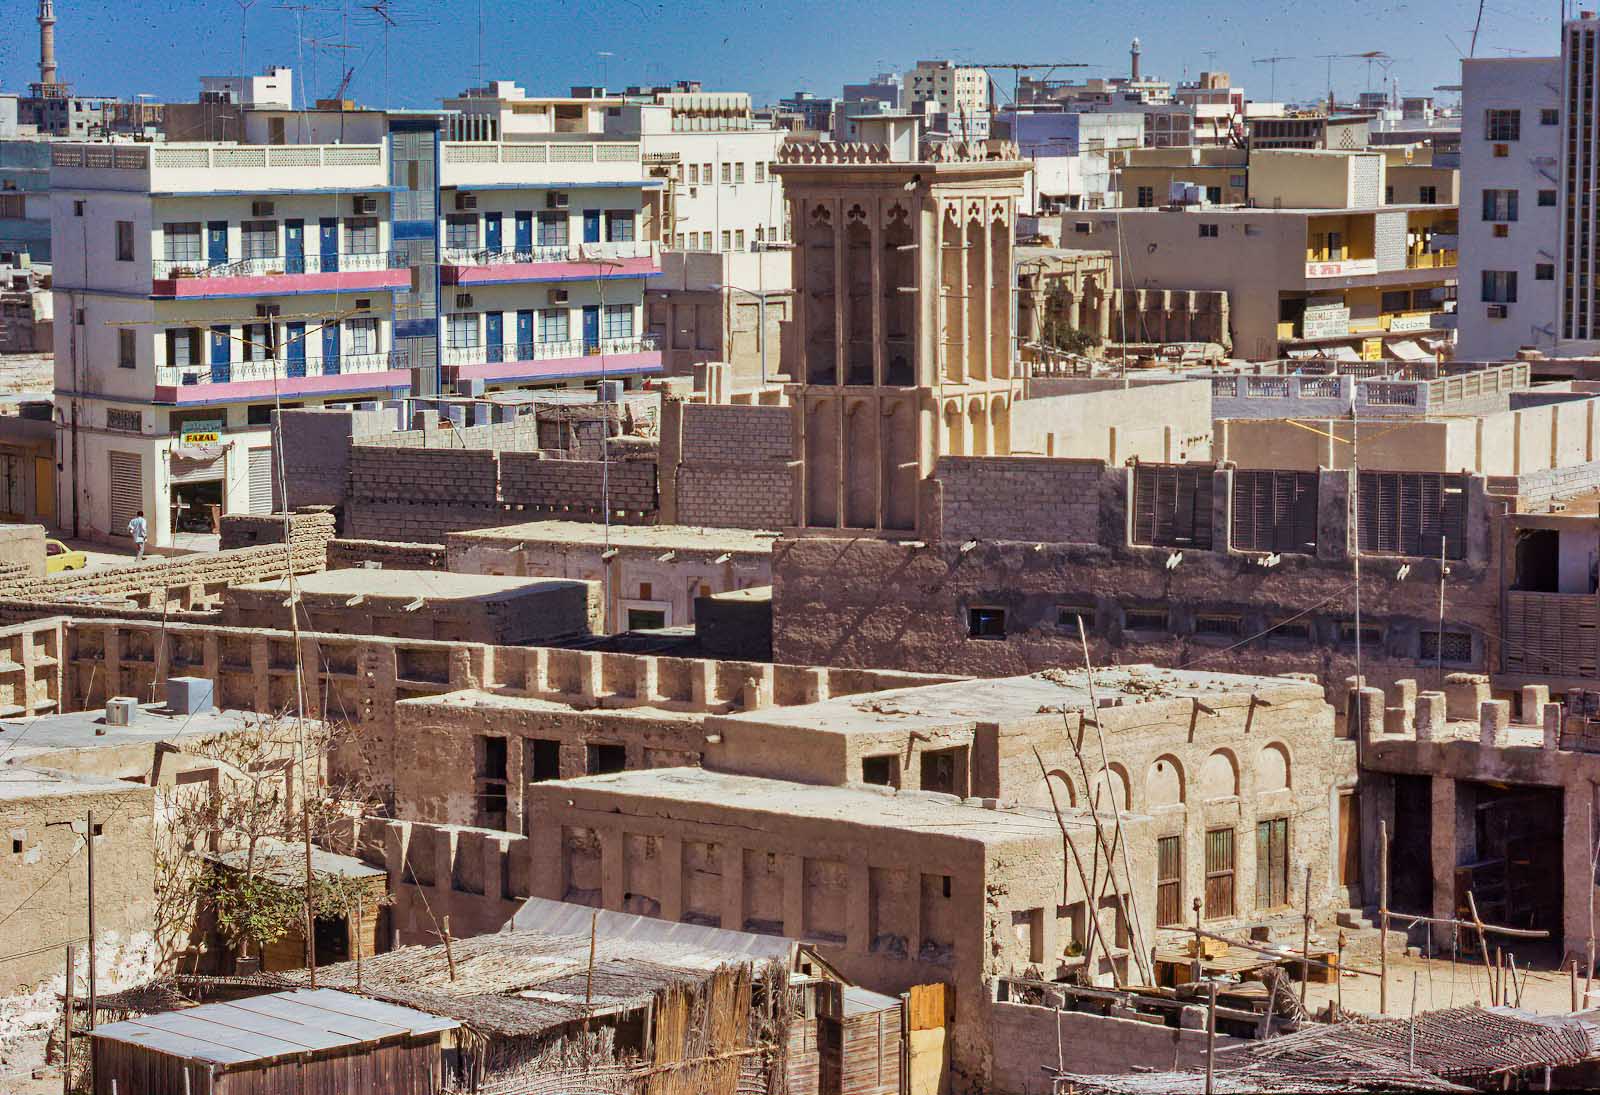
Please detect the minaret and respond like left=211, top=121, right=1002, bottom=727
left=1130, top=37, right=1142, bottom=83
left=38, top=0, right=58, bottom=88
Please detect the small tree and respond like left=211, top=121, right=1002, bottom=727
left=1039, top=284, right=1103, bottom=357
left=153, top=710, right=383, bottom=970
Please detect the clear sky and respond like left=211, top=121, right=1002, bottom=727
left=0, top=0, right=1569, bottom=111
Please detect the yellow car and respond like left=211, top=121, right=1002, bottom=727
left=45, top=539, right=87, bottom=573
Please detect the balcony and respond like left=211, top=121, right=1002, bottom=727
left=1406, top=249, right=1458, bottom=270
left=154, top=349, right=411, bottom=404
left=439, top=335, right=662, bottom=384
left=440, top=241, right=659, bottom=287
left=151, top=250, right=411, bottom=299
left=51, top=142, right=387, bottom=195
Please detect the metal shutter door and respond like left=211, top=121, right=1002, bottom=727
left=108, top=451, right=142, bottom=537
left=248, top=447, right=275, bottom=514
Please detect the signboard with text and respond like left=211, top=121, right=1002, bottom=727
left=1305, top=258, right=1378, bottom=279
left=179, top=419, right=223, bottom=445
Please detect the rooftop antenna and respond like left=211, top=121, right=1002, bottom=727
left=1202, top=48, right=1220, bottom=74
left=1470, top=0, right=1487, bottom=55
left=1252, top=56, right=1296, bottom=102
left=598, top=50, right=614, bottom=92
left=363, top=0, right=396, bottom=108
left=234, top=0, right=258, bottom=102
left=475, top=0, right=485, bottom=85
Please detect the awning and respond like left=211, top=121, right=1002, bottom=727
left=1330, top=345, right=1363, bottom=362
left=1389, top=339, right=1431, bottom=362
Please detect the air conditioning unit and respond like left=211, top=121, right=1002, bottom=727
left=352, top=195, right=378, bottom=215
left=255, top=304, right=281, bottom=318
left=1493, top=143, right=1509, bottom=158
left=546, top=191, right=569, bottom=209
left=251, top=200, right=275, bottom=217
left=455, top=293, right=473, bottom=308
left=1486, top=304, right=1509, bottom=318
left=547, top=287, right=569, bottom=305
left=455, top=192, right=477, bottom=211
left=1493, top=223, right=1510, bottom=238
left=354, top=298, right=371, bottom=311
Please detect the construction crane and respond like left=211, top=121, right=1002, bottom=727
left=968, top=62, right=1093, bottom=109
left=1252, top=55, right=1296, bottom=102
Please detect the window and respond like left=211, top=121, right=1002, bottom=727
left=73, top=200, right=85, bottom=216
left=602, top=304, right=633, bottom=339
left=445, top=214, right=479, bottom=251
left=862, top=755, right=900, bottom=787
left=734, top=229, right=746, bottom=250
left=1136, top=185, right=1155, bottom=207
left=1198, top=223, right=1218, bottom=238
left=1381, top=289, right=1413, bottom=313
left=106, top=408, right=141, bottom=432
left=1541, top=107, right=1560, bottom=125
left=1205, top=185, right=1222, bottom=204
left=675, top=231, right=686, bottom=248
left=1339, top=620, right=1384, bottom=649
left=627, top=608, right=666, bottom=629
left=239, top=220, right=277, bottom=259
left=539, top=308, right=569, bottom=343
left=1482, top=269, right=1519, bottom=303
left=447, top=312, right=479, bottom=347
left=163, top=222, right=201, bottom=263
left=1481, top=188, right=1519, bottom=222
left=701, top=162, right=711, bottom=182
left=1124, top=607, right=1169, bottom=633
left=1256, top=818, right=1289, bottom=910
left=1539, top=189, right=1557, bottom=207
left=1204, top=827, right=1236, bottom=919
left=537, top=212, right=568, bottom=247
left=1385, top=185, right=1395, bottom=204
left=586, top=742, right=627, bottom=774
left=1485, top=108, right=1520, bottom=141
left=1419, top=185, right=1438, bottom=204
left=345, top=216, right=378, bottom=254
left=967, top=607, right=1006, bottom=640
left=1133, top=464, right=1214, bottom=548
left=115, top=220, right=134, bottom=262
left=1194, top=614, right=1241, bottom=637
left=1357, top=471, right=1468, bottom=558
left=1156, top=835, right=1183, bottom=926
left=346, top=317, right=377, bottom=356
left=117, top=328, right=136, bottom=369
left=243, top=322, right=273, bottom=361
left=166, top=327, right=198, bottom=367
left=721, top=162, right=732, bottom=184
left=605, top=210, right=635, bottom=242
left=755, top=226, right=764, bottom=244
left=754, top=161, right=765, bottom=183
left=1231, top=470, right=1318, bottom=553
left=1420, top=630, right=1474, bottom=664
left=1537, top=263, right=1555, bottom=281
left=721, top=229, right=732, bottom=251
left=1057, top=604, right=1094, bottom=634
left=527, top=738, right=561, bottom=781
left=687, top=163, right=699, bottom=184
left=734, top=162, right=746, bottom=184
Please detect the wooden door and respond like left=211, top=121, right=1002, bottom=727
left=1338, top=790, right=1362, bottom=889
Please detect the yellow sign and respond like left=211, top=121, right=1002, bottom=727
left=181, top=431, right=220, bottom=445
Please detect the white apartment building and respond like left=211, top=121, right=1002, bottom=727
left=904, top=61, right=989, bottom=118
left=51, top=102, right=663, bottom=548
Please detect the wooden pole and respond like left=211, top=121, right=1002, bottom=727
left=1192, top=897, right=1204, bottom=984
left=1205, top=979, right=1218, bottom=1095
left=1379, top=819, right=1390, bottom=1015
left=62, top=943, right=74, bottom=1095
left=1468, top=891, right=1493, bottom=1005
left=583, top=908, right=598, bottom=1037
left=1588, top=801, right=1596, bottom=1006
left=1408, top=970, right=1419, bottom=1071
left=1032, top=746, right=1117, bottom=986
left=353, top=894, right=363, bottom=993
left=1573, top=961, right=1580, bottom=1012
left=86, top=809, right=96, bottom=1032
left=441, top=915, right=456, bottom=983
left=1300, top=864, right=1313, bottom=1006
left=1337, top=931, right=1347, bottom=1015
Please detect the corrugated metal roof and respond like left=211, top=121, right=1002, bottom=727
left=89, top=989, right=457, bottom=1067
left=512, top=895, right=796, bottom=964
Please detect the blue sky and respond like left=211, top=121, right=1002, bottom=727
left=0, top=0, right=1567, bottom=110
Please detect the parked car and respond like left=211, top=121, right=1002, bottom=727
left=45, top=539, right=87, bottom=573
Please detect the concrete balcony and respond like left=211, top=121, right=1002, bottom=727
left=440, top=241, right=659, bottom=286
left=50, top=142, right=387, bottom=195
left=439, top=335, right=663, bottom=385
left=151, top=251, right=411, bottom=299
left=154, top=349, right=410, bottom=405
left=438, top=141, right=646, bottom=189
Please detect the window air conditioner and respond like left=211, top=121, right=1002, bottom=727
left=548, top=287, right=569, bottom=305
left=455, top=192, right=477, bottom=211
left=1486, top=304, right=1508, bottom=318
left=255, top=304, right=281, bottom=318
left=547, top=191, right=569, bottom=209
left=251, top=200, right=275, bottom=217
left=456, top=293, right=473, bottom=308
left=352, top=195, right=378, bottom=214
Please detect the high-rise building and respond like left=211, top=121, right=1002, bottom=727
left=903, top=61, right=990, bottom=119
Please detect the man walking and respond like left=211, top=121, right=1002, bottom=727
left=128, top=509, right=147, bottom=562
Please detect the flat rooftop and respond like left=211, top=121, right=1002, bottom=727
left=715, top=665, right=1322, bottom=737
left=548, top=767, right=1091, bottom=844
left=450, top=520, right=778, bottom=553
left=0, top=703, right=294, bottom=758
left=0, top=766, right=152, bottom=801
left=399, top=687, right=703, bottom=724
left=233, top=568, right=586, bottom=604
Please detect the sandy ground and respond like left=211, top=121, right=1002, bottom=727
left=1303, top=946, right=1581, bottom=1018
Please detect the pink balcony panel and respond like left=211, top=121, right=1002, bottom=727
left=444, top=254, right=659, bottom=286
left=155, top=367, right=411, bottom=405
left=151, top=268, right=411, bottom=299
left=450, top=350, right=663, bottom=385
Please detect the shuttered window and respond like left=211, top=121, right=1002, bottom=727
left=248, top=447, right=275, bottom=514
left=1204, top=827, right=1235, bottom=919
left=1156, top=835, right=1183, bottom=927
left=1256, top=818, right=1289, bottom=910
left=108, top=451, right=143, bottom=538
left=1358, top=472, right=1467, bottom=559
left=1133, top=464, right=1214, bottom=549
left=1232, top=470, right=1318, bottom=554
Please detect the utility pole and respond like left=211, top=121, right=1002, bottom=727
left=86, top=809, right=97, bottom=1031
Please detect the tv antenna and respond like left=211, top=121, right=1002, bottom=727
left=1252, top=56, right=1296, bottom=102
left=363, top=0, right=396, bottom=107
left=234, top=0, right=258, bottom=97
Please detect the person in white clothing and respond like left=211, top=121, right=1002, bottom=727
left=128, top=510, right=147, bottom=562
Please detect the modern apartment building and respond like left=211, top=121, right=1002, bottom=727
left=51, top=102, right=663, bottom=547
left=903, top=61, right=989, bottom=118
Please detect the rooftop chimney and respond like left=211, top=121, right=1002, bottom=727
left=37, top=0, right=57, bottom=89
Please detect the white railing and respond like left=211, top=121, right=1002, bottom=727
left=150, top=144, right=383, bottom=170
left=153, top=250, right=405, bottom=280
left=157, top=349, right=407, bottom=388
left=440, top=142, right=641, bottom=166
left=441, top=240, right=654, bottom=267
left=440, top=334, right=660, bottom=367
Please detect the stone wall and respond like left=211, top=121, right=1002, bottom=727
left=0, top=524, right=45, bottom=578
left=661, top=400, right=795, bottom=530
left=499, top=447, right=658, bottom=520
left=932, top=457, right=1111, bottom=544
left=989, top=1000, right=1239, bottom=1090
left=326, top=539, right=448, bottom=571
